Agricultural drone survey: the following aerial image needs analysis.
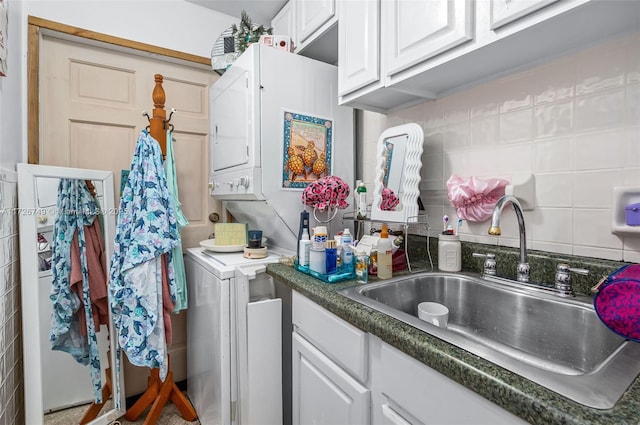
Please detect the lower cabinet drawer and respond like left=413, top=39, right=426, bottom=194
left=292, top=291, right=368, bottom=382
left=379, top=341, right=527, bottom=425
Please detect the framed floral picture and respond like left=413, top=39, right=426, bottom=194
left=0, top=0, right=6, bottom=77
left=282, top=111, right=333, bottom=189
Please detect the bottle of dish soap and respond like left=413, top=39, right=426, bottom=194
left=377, top=224, right=393, bottom=280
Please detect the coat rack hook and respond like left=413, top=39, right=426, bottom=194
left=167, top=108, right=177, bottom=123
left=142, top=111, right=151, bottom=121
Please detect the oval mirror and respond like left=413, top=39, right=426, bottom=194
left=17, top=163, right=125, bottom=425
left=371, top=123, right=424, bottom=223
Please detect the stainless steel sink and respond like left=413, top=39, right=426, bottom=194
left=339, top=271, right=640, bottom=409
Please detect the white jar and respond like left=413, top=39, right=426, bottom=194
left=438, top=234, right=461, bottom=272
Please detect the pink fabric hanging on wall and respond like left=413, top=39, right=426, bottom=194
left=446, top=175, right=509, bottom=222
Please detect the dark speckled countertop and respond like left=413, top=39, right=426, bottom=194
left=266, top=238, right=640, bottom=425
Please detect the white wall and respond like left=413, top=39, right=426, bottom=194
left=360, top=31, right=640, bottom=263
left=0, top=0, right=24, bottom=170
left=0, top=0, right=25, bottom=422
left=21, top=0, right=237, bottom=58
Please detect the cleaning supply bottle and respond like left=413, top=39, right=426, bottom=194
left=356, top=182, right=367, bottom=219
left=377, top=224, right=393, bottom=279
left=298, top=229, right=311, bottom=267
left=297, top=210, right=309, bottom=259
left=341, top=228, right=353, bottom=269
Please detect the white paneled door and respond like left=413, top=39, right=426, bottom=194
left=39, top=35, right=219, bottom=395
left=40, top=35, right=219, bottom=251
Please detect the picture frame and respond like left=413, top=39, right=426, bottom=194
left=282, top=111, right=333, bottom=189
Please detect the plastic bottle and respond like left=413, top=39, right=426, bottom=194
left=377, top=224, right=393, bottom=279
left=341, top=228, right=353, bottom=268
left=309, top=248, right=326, bottom=274
left=325, top=240, right=338, bottom=274
left=297, top=210, right=309, bottom=259
left=313, top=226, right=328, bottom=250
left=298, top=229, right=311, bottom=267
left=438, top=233, right=461, bottom=272
left=356, top=182, right=367, bottom=219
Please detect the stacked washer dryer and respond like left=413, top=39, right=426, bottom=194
left=185, top=246, right=290, bottom=425
left=186, top=42, right=354, bottom=425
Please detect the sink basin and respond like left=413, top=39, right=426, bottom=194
left=339, top=271, right=640, bottom=409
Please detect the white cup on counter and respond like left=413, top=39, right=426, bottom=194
left=418, top=302, right=449, bottom=329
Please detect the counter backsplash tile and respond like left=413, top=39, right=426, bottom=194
left=364, top=31, right=640, bottom=264
left=407, top=235, right=626, bottom=296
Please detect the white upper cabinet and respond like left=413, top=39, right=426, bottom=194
left=338, top=0, right=380, bottom=96
left=489, top=0, right=558, bottom=29
left=271, top=1, right=296, bottom=47
left=384, top=0, right=473, bottom=77
left=338, top=0, right=640, bottom=113
left=295, top=0, right=336, bottom=46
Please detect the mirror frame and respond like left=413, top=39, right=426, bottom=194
left=17, top=163, right=125, bottom=425
left=371, top=123, right=424, bottom=223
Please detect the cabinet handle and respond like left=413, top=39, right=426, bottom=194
left=381, top=403, right=412, bottom=425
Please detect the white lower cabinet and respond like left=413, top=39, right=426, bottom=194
left=292, top=332, right=370, bottom=424
left=292, top=291, right=527, bottom=425
left=292, top=291, right=370, bottom=424
left=370, top=335, right=528, bottom=425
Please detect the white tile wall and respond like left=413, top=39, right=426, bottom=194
left=0, top=169, right=22, bottom=425
left=361, top=31, right=640, bottom=262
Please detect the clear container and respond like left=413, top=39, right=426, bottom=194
left=438, top=234, right=461, bottom=272
left=309, top=248, right=326, bottom=274
left=355, top=252, right=369, bottom=284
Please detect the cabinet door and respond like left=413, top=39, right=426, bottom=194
left=271, top=1, right=296, bottom=47
left=338, top=0, right=380, bottom=96
left=296, top=0, right=336, bottom=44
left=373, top=339, right=527, bottom=425
left=292, top=332, right=370, bottom=425
left=490, top=0, right=559, bottom=29
left=384, top=0, right=473, bottom=77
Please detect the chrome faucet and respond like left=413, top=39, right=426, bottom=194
left=488, top=195, right=530, bottom=283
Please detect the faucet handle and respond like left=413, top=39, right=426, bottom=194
left=554, top=263, right=589, bottom=297
left=473, top=252, right=497, bottom=276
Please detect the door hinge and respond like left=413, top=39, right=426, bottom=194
left=231, top=400, right=237, bottom=422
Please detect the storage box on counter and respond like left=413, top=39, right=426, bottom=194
left=294, top=260, right=355, bottom=284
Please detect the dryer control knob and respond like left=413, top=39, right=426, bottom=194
left=239, top=176, right=250, bottom=188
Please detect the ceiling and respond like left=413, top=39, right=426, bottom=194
left=186, top=0, right=288, bottom=25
